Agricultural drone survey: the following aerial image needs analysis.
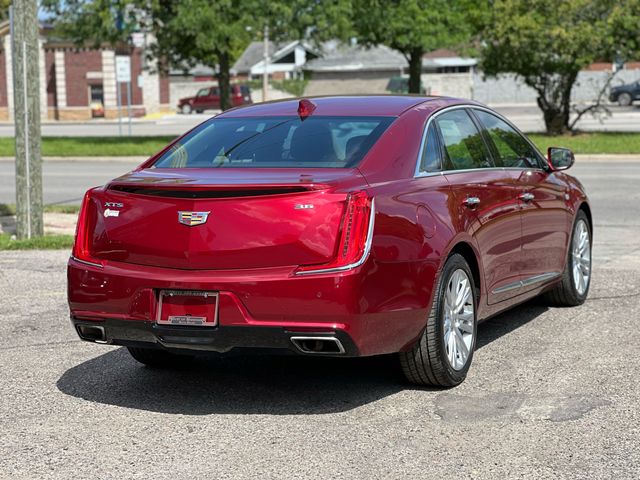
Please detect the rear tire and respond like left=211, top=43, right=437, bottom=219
left=127, top=346, right=181, bottom=368
left=399, top=253, right=478, bottom=387
left=618, top=93, right=632, bottom=106
left=544, top=210, right=592, bottom=306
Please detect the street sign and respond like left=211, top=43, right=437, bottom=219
left=115, top=56, right=131, bottom=83
left=115, top=56, right=132, bottom=137
left=131, top=32, right=145, bottom=48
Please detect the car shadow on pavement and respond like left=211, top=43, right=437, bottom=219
left=476, top=299, right=548, bottom=350
left=57, top=300, right=548, bottom=416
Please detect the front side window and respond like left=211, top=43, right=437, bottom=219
left=196, top=88, right=209, bottom=98
left=153, top=116, right=394, bottom=169
left=473, top=110, right=542, bottom=169
left=435, top=110, right=493, bottom=170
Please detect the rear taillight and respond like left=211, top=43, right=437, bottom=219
left=72, top=189, right=103, bottom=267
left=296, top=191, right=374, bottom=275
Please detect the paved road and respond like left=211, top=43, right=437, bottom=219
left=1, top=162, right=640, bottom=478
left=1, top=157, right=639, bottom=207
left=0, top=104, right=638, bottom=137
left=0, top=160, right=140, bottom=205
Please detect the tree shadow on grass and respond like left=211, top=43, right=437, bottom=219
left=57, top=300, right=549, bottom=415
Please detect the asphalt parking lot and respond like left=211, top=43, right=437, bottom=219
left=1, top=161, right=640, bottom=479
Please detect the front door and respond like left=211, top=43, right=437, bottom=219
left=471, top=108, right=569, bottom=290
left=514, top=169, right=570, bottom=285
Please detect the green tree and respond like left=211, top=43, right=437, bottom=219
left=147, top=0, right=257, bottom=111
left=351, top=0, right=475, bottom=94
left=0, top=1, right=11, bottom=20
left=479, top=0, right=640, bottom=135
left=43, top=0, right=352, bottom=110
left=41, top=0, right=141, bottom=46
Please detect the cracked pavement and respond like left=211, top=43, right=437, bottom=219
left=1, top=161, right=639, bottom=479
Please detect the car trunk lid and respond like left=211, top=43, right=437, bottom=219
left=84, top=168, right=367, bottom=270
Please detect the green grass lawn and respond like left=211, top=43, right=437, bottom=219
left=0, top=133, right=638, bottom=157
left=0, top=136, right=175, bottom=157
left=0, top=233, right=74, bottom=250
left=528, top=133, right=640, bottom=155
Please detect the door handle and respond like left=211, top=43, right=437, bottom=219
left=463, top=196, right=481, bottom=208
left=519, top=192, right=535, bottom=202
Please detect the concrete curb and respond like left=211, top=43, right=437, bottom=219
left=575, top=154, right=640, bottom=162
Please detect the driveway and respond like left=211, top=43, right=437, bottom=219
left=1, top=161, right=639, bottom=479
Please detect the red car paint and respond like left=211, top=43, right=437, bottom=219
left=68, top=96, right=590, bottom=357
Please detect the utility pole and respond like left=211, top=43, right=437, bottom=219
left=262, top=24, right=269, bottom=103
left=10, top=0, right=42, bottom=239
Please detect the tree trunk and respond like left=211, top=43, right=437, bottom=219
left=534, top=71, right=579, bottom=136
left=407, top=48, right=423, bottom=94
left=217, top=50, right=231, bottom=111
left=538, top=101, right=569, bottom=136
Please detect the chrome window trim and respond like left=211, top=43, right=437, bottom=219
left=294, top=197, right=376, bottom=276
left=491, top=272, right=561, bottom=295
left=414, top=104, right=548, bottom=178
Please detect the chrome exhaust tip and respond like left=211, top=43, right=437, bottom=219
left=76, top=324, right=107, bottom=344
left=290, top=336, right=345, bottom=355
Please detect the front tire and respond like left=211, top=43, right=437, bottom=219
left=399, top=253, right=478, bottom=387
left=545, top=210, right=592, bottom=306
left=618, top=92, right=632, bottom=106
left=181, top=104, right=192, bottom=114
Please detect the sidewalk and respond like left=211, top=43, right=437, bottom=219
left=0, top=212, right=77, bottom=236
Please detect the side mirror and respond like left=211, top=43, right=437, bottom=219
left=547, top=147, right=575, bottom=171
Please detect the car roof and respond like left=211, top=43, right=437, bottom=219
left=217, top=95, right=460, bottom=118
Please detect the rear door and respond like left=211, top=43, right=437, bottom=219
left=471, top=108, right=569, bottom=288
left=434, top=108, right=523, bottom=304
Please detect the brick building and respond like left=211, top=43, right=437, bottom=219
left=0, top=21, right=171, bottom=121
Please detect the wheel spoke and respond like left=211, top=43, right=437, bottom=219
left=454, top=329, right=469, bottom=360
left=447, top=331, right=456, bottom=366
left=446, top=280, right=456, bottom=309
left=458, top=318, right=474, bottom=333
left=455, top=277, right=468, bottom=308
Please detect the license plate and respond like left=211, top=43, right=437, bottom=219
left=156, top=290, right=218, bottom=327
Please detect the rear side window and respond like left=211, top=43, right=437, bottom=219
left=153, top=116, right=394, bottom=168
left=419, top=125, right=442, bottom=173
left=473, top=110, right=543, bottom=169
left=434, top=110, right=493, bottom=170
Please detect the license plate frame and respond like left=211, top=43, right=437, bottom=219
left=156, top=290, right=219, bottom=327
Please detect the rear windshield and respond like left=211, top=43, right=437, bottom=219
left=152, top=116, right=394, bottom=168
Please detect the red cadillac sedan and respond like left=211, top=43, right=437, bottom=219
left=68, top=96, right=592, bottom=387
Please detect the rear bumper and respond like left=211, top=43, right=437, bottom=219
left=67, top=256, right=431, bottom=356
left=71, top=317, right=359, bottom=356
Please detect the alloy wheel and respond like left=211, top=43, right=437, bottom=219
left=442, top=269, right=475, bottom=371
left=572, top=219, right=591, bottom=295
